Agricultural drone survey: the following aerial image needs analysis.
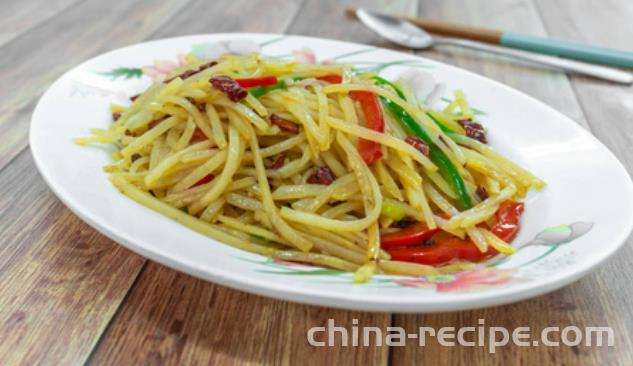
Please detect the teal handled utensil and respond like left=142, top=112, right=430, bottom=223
left=499, top=33, right=633, bottom=68
left=346, top=7, right=633, bottom=68
left=349, top=8, right=633, bottom=84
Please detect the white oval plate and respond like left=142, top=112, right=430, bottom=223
left=31, top=33, right=633, bottom=312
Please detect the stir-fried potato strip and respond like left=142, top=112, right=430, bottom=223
left=78, top=53, right=543, bottom=282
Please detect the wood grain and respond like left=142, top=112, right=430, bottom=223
left=0, top=0, right=192, bottom=171
left=88, top=262, right=391, bottom=365
left=390, top=1, right=633, bottom=365
left=0, top=0, right=81, bottom=47
left=535, top=0, right=633, bottom=360
left=534, top=0, right=633, bottom=167
left=0, top=0, right=632, bottom=365
left=0, top=2, right=197, bottom=363
left=412, top=0, right=589, bottom=128
left=0, top=150, right=146, bottom=365
left=287, top=0, right=417, bottom=48
left=88, top=1, right=416, bottom=365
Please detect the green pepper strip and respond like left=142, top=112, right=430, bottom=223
left=249, top=80, right=288, bottom=98
left=373, top=76, right=472, bottom=210
left=426, top=112, right=469, bottom=145
left=426, top=111, right=454, bottom=134
left=249, top=76, right=306, bottom=98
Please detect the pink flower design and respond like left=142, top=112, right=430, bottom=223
left=393, top=278, right=437, bottom=289
left=393, top=268, right=514, bottom=292
left=141, top=54, right=188, bottom=82
left=436, top=268, right=514, bottom=292
left=293, top=48, right=317, bottom=64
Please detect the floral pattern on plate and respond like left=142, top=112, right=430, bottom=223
left=97, top=37, right=431, bottom=82
left=240, top=222, right=593, bottom=292
left=90, top=38, right=594, bottom=293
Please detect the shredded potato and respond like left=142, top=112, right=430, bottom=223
left=78, top=54, right=544, bottom=283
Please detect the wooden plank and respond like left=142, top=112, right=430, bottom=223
left=0, top=149, right=146, bottom=366
left=391, top=0, right=633, bottom=365
left=534, top=0, right=633, bottom=167
left=287, top=0, right=418, bottom=48
left=533, top=0, right=633, bottom=362
left=10, top=0, right=630, bottom=364
left=88, top=262, right=391, bottom=365
left=88, top=1, right=419, bottom=364
left=0, top=0, right=82, bottom=47
left=412, top=0, right=589, bottom=128
left=0, top=0, right=192, bottom=171
left=144, top=0, right=303, bottom=39
left=0, top=1, right=193, bottom=363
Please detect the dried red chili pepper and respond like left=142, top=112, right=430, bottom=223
left=164, top=61, right=218, bottom=83
left=476, top=185, right=489, bottom=201
left=404, top=136, right=430, bottom=157
left=147, top=116, right=168, bottom=129
left=270, top=154, right=286, bottom=170
left=183, top=96, right=206, bottom=112
left=458, top=119, right=487, bottom=144
left=190, top=128, right=208, bottom=142
left=270, top=114, right=300, bottom=133
left=209, top=76, right=248, bottom=102
left=177, top=69, right=198, bottom=81
left=307, top=167, right=336, bottom=185
left=197, top=61, right=218, bottom=72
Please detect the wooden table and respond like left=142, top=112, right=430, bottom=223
left=1, top=0, right=632, bottom=364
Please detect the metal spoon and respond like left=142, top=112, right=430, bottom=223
left=355, top=8, right=633, bottom=84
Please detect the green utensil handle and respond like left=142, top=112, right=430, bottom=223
left=501, top=32, right=633, bottom=68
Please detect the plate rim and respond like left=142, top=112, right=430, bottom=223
left=29, top=32, right=633, bottom=312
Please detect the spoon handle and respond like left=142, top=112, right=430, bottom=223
left=435, top=38, right=633, bottom=84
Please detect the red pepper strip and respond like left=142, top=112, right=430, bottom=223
left=192, top=174, right=215, bottom=188
left=491, top=200, right=524, bottom=242
left=385, top=200, right=525, bottom=265
left=349, top=91, right=384, bottom=164
left=380, top=222, right=440, bottom=248
left=316, top=74, right=342, bottom=84
left=387, top=232, right=497, bottom=265
left=235, top=75, right=278, bottom=88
